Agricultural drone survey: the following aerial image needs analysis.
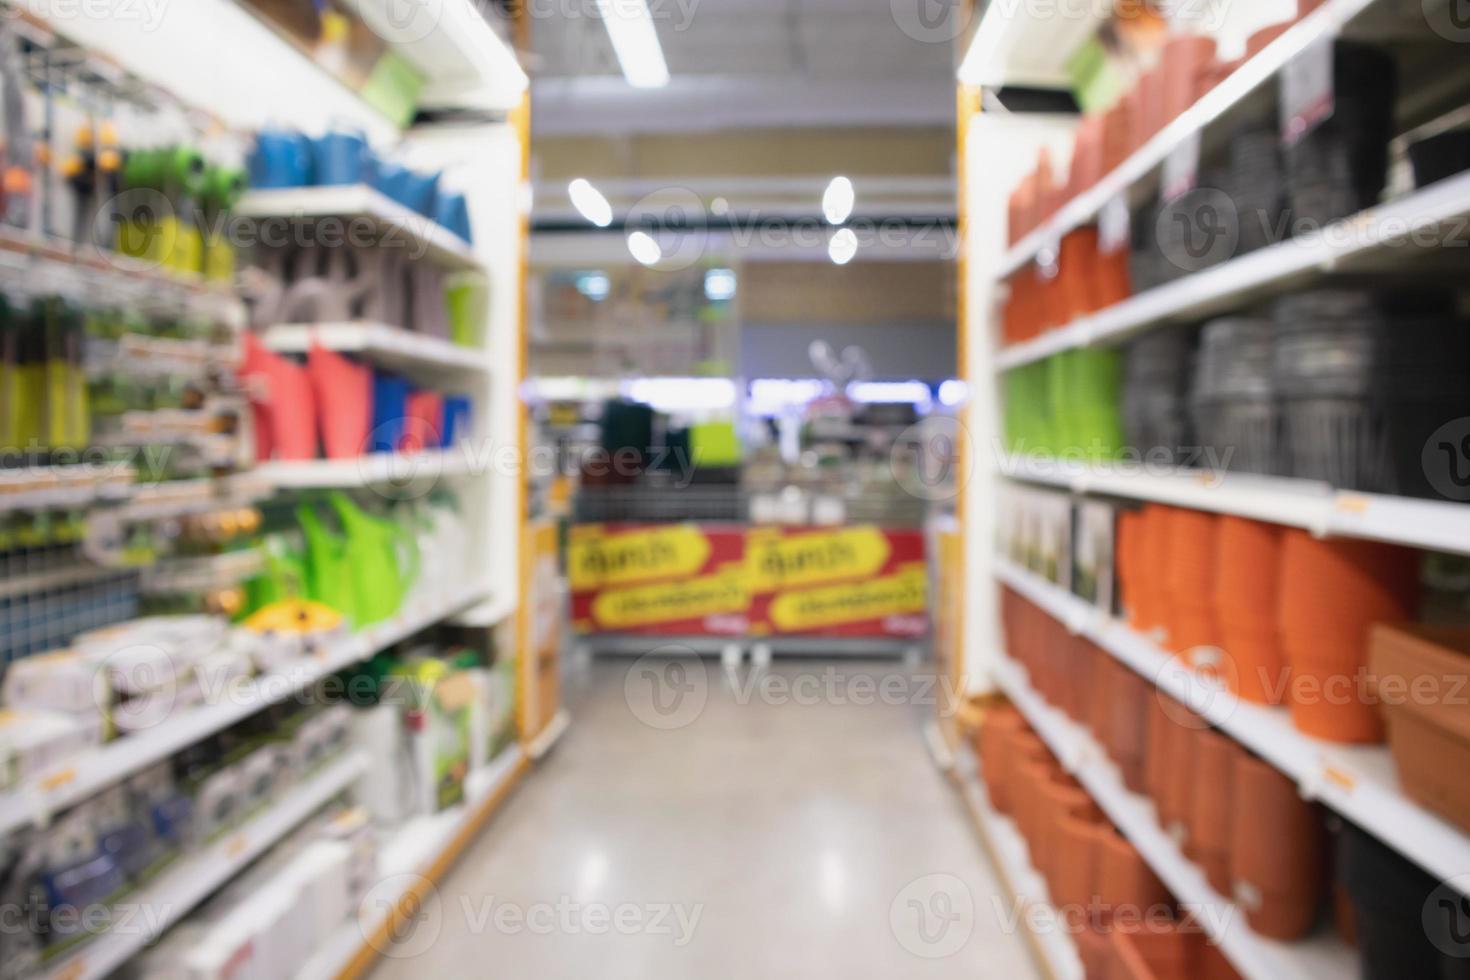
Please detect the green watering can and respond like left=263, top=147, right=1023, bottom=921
left=298, top=502, right=358, bottom=624
left=328, top=492, right=420, bottom=626
left=244, top=536, right=307, bottom=619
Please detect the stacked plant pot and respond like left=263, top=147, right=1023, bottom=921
left=1226, top=122, right=1288, bottom=254
left=1122, top=331, right=1195, bottom=467
left=1191, top=317, right=1279, bottom=476
left=1212, top=517, right=1287, bottom=704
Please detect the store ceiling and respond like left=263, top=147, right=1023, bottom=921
left=528, top=0, right=958, bottom=135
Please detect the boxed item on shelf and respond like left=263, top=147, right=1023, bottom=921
left=2, top=650, right=111, bottom=721
left=0, top=708, right=104, bottom=789
left=1072, top=499, right=1116, bottom=615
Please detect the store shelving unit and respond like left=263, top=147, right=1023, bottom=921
left=40, top=751, right=369, bottom=980
left=996, top=168, right=1470, bottom=370
left=0, top=583, right=492, bottom=836
left=952, top=768, right=1085, bottom=980
left=995, top=557, right=1470, bottom=901
left=236, top=185, right=483, bottom=272
left=0, top=463, right=133, bottom=514
left=294, top=746, right=529, bottom=980
left=991, top=657, right=1359, bottom=980
left=1001, top=454, right=1470, bottom=556
left=255, top=451, right=476, bottom=490
left=260, top=322, right=493, bottom=376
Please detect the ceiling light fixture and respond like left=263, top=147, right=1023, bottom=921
left=568, top=178, right=613, bottom=227
left=828, top=228, right=858, bottom=266
left=627, top=230, right=663, bottom=266
left=822, top=176, right=855, bottom=225
left=596, top=0, right=670, bottom=89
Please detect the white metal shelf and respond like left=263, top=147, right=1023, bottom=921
left=260, top=322, right=492, bottom=376
left=1001, top=454, right=1470, bottom=556
left=993, top=658, right=1358, bottom=980
left=0, top=463, right=134, bottom=515
left=995, top=0, right=1381, bottom=280
left=237, top=185, right=482, bottom=272
left=256, top=449, right=473, bottom=489
left=994, top=557, right=1470, bottom=899
left=996, top=167, right=1470, bottom=370
left=41, top=751, right=368, bottom=980
left=294, top=746, right=528, bottom=980
left=955, top=771, right=1085, bottom=980
left=0, top=583, right=491, bottom=836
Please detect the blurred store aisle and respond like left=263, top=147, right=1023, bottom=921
left=370, top=657, right=1039, bottom=979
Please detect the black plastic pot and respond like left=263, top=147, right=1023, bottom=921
left=1410, top=129, right=1470, bottom=189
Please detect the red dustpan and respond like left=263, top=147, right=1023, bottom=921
left=307, top=341, right=373, bottom=459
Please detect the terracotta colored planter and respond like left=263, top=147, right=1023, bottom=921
left=1229, top=753, right=1327, bottom=940
left=1076, top=925, right=1114, bottom=980
left=1278, top=532, right=1420, bottom=743
left=1050, top=812, right=1109, bottom=910
left=1188, top=728, right=1238, bottom=895
left=1095, top=243, right=1133, bottom=307
left=1064, top=631, right=1097, bottom=723
left=1102, top=100, right=1133, bottom=173
left=1145, top=692, right=1174, bottom=806
left=1128, top=69, right=1166, bottom=152
left=1061, top=227, right=1104, bottom=320
left=1097, top=828, right=1171, bottom=913
left=1091, top=645, right=1119, bottom=738
left=1107, top=923, right=1194, bottom=980
left=1246, top=22, right=1291, bottom=58
left=1159, top=709, right=1198, bottom=847
left=1118, top=508, right=1146, bottom=630
left=1214, top=517, right=1287, bottom=704
left=1132, top=505, right=1173, bottom=640
left=998, top=725, right=1050, bottom=830
left=1035, top=775, right=1097, bottom=886
left=1011, top=757, right=1057, bottom=853
left=1161, top=36, right=1218, bottom=122
left=1070, top=113, right=1105, bottom=197
left=1107, top=666, right=1153, bottom=794
left=1165, top=508, right=1219, bottom=654
left=979, top=706, right=1025, bottom=812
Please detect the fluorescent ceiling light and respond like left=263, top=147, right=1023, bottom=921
left=596, top=0, right=670, bottom=89
left=623, top=378, right=736, bottom=412
left=938, top=379, right=968, bottom=406
left=704, top=268, right=737, bottom=302
left=822, top=176, right=855, bottom=225
left=849, top=381, right=933, bottom=407
left=627, top=230, right=663, bottom=266
left=568, top=178, right=613, bottom=227
left=828, top=228, right=858, bottom=266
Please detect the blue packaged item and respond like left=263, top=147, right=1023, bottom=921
left=311, top=130, right=371, bottom=187
left=441, top=396, right=473, bottom=447
left=248, top=129, right=313, bottom=189
left=370, top=372, right=412, bottom=453
left=433, top=191, right=473, bottom=244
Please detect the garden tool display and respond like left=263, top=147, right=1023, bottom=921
left=118, top=144, right=207, bottom=272
left=329, top=491, right=419, bottom=625
left=199, top=163, right=247, bottom=281
left=275, top=244, right=377, bottom=323
left=248, top=128, right=313, bottom=189
left=62, top=120, right=123, bottom=246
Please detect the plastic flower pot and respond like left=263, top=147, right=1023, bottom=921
left=1213, top=517, right=1286, bottom=702
left=1091, top=646, right=1119, bottom=739
left=1162, top=36, right=1218, bottom=121
left=1107, top=666, right=1153, bottom=793
left=1159, top=710, right=1197, bottom=847
left=1368, top=623, right=1470, bottom=832
left=1038, top=779, right=1099, bottom=885
left=1279, top=532, right=1420, bottom=743
left=1119, top=509, right=1146, bottom=629
left=1229, top=753, right=1326, bottom=940
left=979, top=706, right=1026, bottom=813
left=1188, top=728, right=1239, bottom=895
left=1139, top=505, right=1174, bottom=641
left=306, top=343, right=372, bottom=460
left=1049, top=811, right=1109, bottom=910
left=1097, top=828, right=1171, bottom=913
left=1337, top=820, right=1470, bottom=979
left=1246, top=22, right=1291, bottom=58
left=1165, top=508, right=1219, bottom=653
left=1107, top=922, right=1195, bottom=980
left=1102, top=100, right=1134, bottom=173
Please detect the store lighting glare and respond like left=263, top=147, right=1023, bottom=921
left=568, top=178, right=613, bottom=228
left=849, top=381, right=934, bottom=407
left=828, top=228, right=858, bottom=266
left=596, top=0, right=670, bottom=89
left=938, top=379, right=969, bottom=407
left=575, top=272, right=610, bottom=302
left=623, top=377, right=737, bottom=412
left=704, top=268, right=737, bottom=302
left=627, top=230, right=663, bottom=266
left=822, top=176, right=855, bottom=225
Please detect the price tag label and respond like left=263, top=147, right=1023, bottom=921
left=1161, top=132, right=1201, bottom=203
left=225, top=832, right=249, bottom=858
left=40, top=766, right=77, bottom=793
left=1335, top=494, right=1370, bottom=515
left=1281, top=36, right=1336, bottom=145
left=1099, top=194, right=1130, bottom=253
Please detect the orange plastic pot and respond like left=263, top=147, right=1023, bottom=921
left=1278, top=532, right=1420, bottom=743
left=1229, top=753, right=1327, bottom=940
left=1097, top=828, right=1171, bottom=914
left=1107, top=923, right=1195, bottom=980
left=1107, top=666, right=1153, bottom=794
left=1188, top=728, right=1238, bottom=895
left=1161, top=36, right=1218, bottom=121
left=979, top=706, right=1025, bottom=813
left=1246, top=22, right=1291, bottom=58
left=1165, top=508, right=1219, bottom=653
left=1049, top=811, right=1109, bottom=910
left=1214, top=518, right=1286, bottom=704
